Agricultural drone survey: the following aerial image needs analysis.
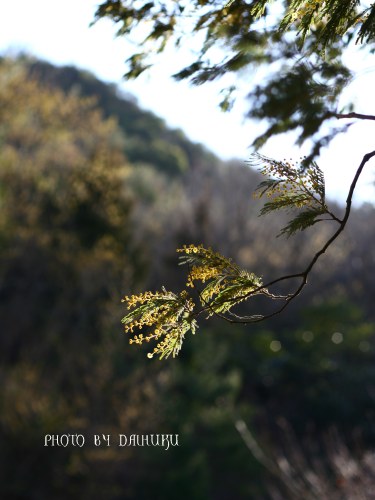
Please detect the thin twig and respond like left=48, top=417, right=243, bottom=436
left=332, top=112, right=375, bottom=121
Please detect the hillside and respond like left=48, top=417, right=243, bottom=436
left=27, top=57, right=222, bottom=176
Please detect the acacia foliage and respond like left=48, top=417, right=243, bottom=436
left=122, top=154, right=345, bottom=358
left=93, top=1, right=375, bottom=359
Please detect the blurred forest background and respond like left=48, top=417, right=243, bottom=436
left=1, top=55, right=375, bottom=499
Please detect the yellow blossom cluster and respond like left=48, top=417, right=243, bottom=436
left=200, top=280, right=226, bottom=303
left=177, top=244, right=234, bottom=288
left=122, top=288, right=196, bottom=359
left=177, top=244, right=229, bottom=263
left=292, top=0, right=324, bottom=20
left=177, top=243, right=263, bottom=315
left=177, top=244, right=205, bottom=255
left=255, top=158, right=300, bottom=187
left=254, top=156, right=325, bottom=209
left=146, top=326, right=186, bottom=359
left=187, top=265, right=221, bottom=287
left=122, top=290, right=165, bottom=308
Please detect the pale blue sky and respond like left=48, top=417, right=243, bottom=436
left=1, top=0, right=375, bottom=205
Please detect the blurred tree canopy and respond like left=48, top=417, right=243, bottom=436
left=0, top=57, right=137, bottom=363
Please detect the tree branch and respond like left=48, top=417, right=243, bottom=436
left=201, top=149, right=375, bottom=325
left=332, top=112, right=375, bottom=121
left=122, top=150, right=375, bottom=359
